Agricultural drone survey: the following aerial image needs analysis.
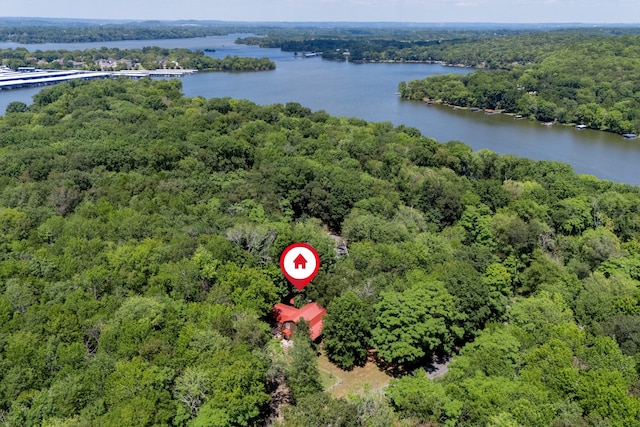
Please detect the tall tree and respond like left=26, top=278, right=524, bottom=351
left=286, top=319, right=323, bottom=402
left=387, top=369, right=462, bottom=426
left=323, top=291, right=372, bottom=370
left=371, top=271, right=465, bottom=366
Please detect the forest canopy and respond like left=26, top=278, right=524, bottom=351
left=1, top=78, right=640, bottom=426
left=0, top=20, right=271, bottom=44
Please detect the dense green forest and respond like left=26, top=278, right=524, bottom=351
left=0, top=20, right=557, bottom=44
left=1, top=20, right=475, bottom=44
left=0, top=21, right=255, bottom=44
left=0, top=47, right=275, bottom=72
left=236, top=28, right=640, bottom=64
left=2, top=78, right=640, bottom=426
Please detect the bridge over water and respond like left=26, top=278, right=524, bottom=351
left=0, top=68, right=197, bottom=90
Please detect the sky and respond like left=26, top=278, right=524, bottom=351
left=2, top=0, right=640, bottom=24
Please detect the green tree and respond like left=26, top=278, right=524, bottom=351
left=194, top=350, right=270, bottom=427
left=5, top=101, right=28, bottom=114
left=575, top=272, right=640, bottom=325
left=371, top=271, right=465, bottom=365
left=576, top=369, right=640, bottom=426
left=100, top=357, right=176, bottom=426
left=286, top=319, right=323, bottom=402
left=323, top=291, right=372, bottom=370
left=579, top=227, right=621, bottom=269
left=387, top=370, right=462, bottom=426
left=508, top=291, right=574, bottom=346
left=601, top=315, right=640, bottom=356
left=446, top=328, right=521, bottom=381
left=281, top=393, right=360, bottom=427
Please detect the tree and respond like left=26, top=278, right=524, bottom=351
left=286, top=319, right=323, bottom=402
left=508, top=291, right=574, bottom=346
left=323, top=291, right=372, bottom=370
left=371, top=271, right=465, bottom=366
left=576, top=369, right=640, bottom=426
left=174, top=367, right=210, bottom=420
left=350, top=390, right=398, bottom=427
left=454, top=375, right=556, bottom=427
left=446, top=328, right=521, bottom=381
left=218, top=263, right=279, bottom=316
left=520, top=339, right=580, bottom=398
left=601, top=314, right=640, bottom=356
left=387, top=370, right=462, bottom=425
left=5, top=101, right=28, bottom=114
left=552, top=196, right=592, bottom=235
left=575, top=272, right=640, bottom=325
left=434, top=261, right=502, bottom=338
left=577, top=336, right=637, bottom=386
left=281, top=393, right=360, bottom=427
left=579, top=227, right=621, bottom=269
left=194, top=350, right=270, bottom=427
left=100, top=357, right=176, bottom=426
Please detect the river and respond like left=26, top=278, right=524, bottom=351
left=1, top=35, right=639, bottom=186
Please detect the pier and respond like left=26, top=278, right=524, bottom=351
left=0, top=68, right=197, bottom=91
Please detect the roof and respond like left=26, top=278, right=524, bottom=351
left=273, top=303, right=301, bottom=323
left=273, top=302, right=327, bottom=340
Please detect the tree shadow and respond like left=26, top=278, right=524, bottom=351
left=371, top=351, right=453, bottom=379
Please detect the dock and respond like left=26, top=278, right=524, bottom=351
left=0, top=68, right=197, bottom=91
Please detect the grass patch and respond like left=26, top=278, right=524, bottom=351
left=318, top=352, right=392, bottom=398
left=320, top=368, right=341, bottom=390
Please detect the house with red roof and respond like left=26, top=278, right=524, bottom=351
left=273, top=301, right=327, bottom=341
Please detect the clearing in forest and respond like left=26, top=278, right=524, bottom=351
left=317, top=353, right=391, bottom=398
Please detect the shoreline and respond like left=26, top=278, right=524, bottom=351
left=418, top=97, right=635, bottom=138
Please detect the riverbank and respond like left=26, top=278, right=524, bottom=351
left=419, top=97, right=640, bottom=139
left=352, top=59, right=477, bottom=68
left=315, top=55, right=478, bottom=68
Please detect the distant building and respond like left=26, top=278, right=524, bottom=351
left=273, top=301, right=327, bottom=341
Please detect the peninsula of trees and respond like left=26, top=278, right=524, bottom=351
left=396, top=32, right=640, bottom=135
left=1, top=47, right=275, bottom=72
left=1, top=78, right=640, bottom=425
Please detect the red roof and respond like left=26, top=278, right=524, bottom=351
left=273, top=303, right=301, bottom=322
left=273, top=302, right=327, bottom=340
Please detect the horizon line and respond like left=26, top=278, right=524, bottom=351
left=1, top=17, right=640, bottom=26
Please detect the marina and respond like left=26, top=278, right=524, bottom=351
left=0, top=67, right=197, bottom=90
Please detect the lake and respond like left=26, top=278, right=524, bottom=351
left=1, top=35, right=639, bottom=185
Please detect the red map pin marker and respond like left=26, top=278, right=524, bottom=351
left=280, top=243, right=321, bottom=290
